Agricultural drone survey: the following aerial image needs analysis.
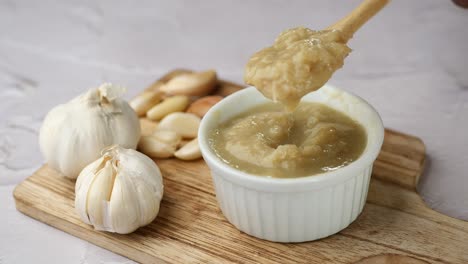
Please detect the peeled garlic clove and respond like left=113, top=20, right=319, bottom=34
left=138, top=131, right=182, bottom=158
left=130, top=91, right=164, bottom=116
left=153, top=129, right=181, bottom=141
left=146, top=95, right=190, bottom=121
left=75, top=146, right=163, bottom=234
left=174, top=138, right=201, bottom=161
left=138, top=136, right=173, bottom=159
left=186, top=95, right=223, bottom=118
left=159, top=70, right=217, bottom=96
left=157, top=112, right=200, bottom=138
left=39, top=83, right=140, bottom=179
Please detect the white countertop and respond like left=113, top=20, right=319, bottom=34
left=1, top=0, right=467, bottom=263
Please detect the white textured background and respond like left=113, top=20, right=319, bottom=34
left=1, top=0, right=467, bottom=263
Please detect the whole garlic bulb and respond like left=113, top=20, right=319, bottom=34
left=39, top=83, right=140, bottom=179
left=75, top=146, right=164, bottom=234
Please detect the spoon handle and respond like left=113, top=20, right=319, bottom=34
left=327, top=0, right=389, bottom=42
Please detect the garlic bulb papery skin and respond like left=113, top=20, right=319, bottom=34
left=75, top=146, right=164, bottom=234
left=39, top=83, right=141, bottom=179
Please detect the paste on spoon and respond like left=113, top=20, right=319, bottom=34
left=244, top=27, right=351, bottom=110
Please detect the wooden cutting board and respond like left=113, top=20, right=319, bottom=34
left=14, top=70, right=468, bottom=263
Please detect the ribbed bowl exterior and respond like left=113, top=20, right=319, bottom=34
left=209, top=165, right=373, bottom=242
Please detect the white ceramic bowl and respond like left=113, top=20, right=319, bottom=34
left=199, top=85, right=384, bottom=242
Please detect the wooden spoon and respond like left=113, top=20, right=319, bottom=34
left=327, top=0, right=390, bottom=42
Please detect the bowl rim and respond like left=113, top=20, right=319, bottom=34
left=198, top=85, right=384, bottom=191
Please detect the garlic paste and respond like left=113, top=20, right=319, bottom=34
left=210, top=26, right=366, bottom=178
left=244, top=27, right=351, bottom=110
left=209, top=102, right=366, bottom=178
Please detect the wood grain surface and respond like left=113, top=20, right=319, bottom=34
left=14, top=70, right=468, bottom=263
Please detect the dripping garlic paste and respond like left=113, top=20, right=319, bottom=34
left=209, top=27, right=367, bottom=178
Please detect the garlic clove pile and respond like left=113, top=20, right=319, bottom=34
left=39, top=83, right=141, bottom=179
left=75, top=146, right=163, bottom=234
